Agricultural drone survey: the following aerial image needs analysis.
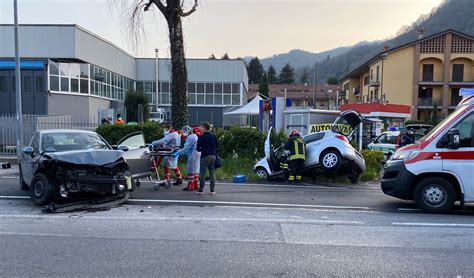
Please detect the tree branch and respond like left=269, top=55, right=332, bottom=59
left=180, top=0, right=198, bottom=17
left=144, top=0, right=167, bottom=15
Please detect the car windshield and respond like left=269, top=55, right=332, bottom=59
left=41, top=132, right=110, bottom=153
left=419, top=107, right=465, bottom=142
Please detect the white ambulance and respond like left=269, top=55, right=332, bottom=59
left=381, top=89, right=474, bottom=213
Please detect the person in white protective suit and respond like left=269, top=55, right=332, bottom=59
left=173, top=127, right=202, bottom=191
left=151, top=124, right=183, bottom=185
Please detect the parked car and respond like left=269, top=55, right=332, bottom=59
left=19, top=130, right=151, bottom=205
left=381, top=94, right=474, bottom=213
left=254, top=110, right=366, bottom=183
left=368, top=124, right=433, bottom=161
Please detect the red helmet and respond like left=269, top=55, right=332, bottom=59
left=192, top=126, right=202, bottom=136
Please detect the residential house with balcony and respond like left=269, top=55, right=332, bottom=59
left=339, top=29, right=474, bottom=122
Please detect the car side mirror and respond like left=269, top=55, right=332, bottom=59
left=111, top=145, right=118, bottom=150
left=117, top=145, right=129, bottom=152
left=22, top=147, right=34, bottom=157
left=447, top=128, right=460, bottom=150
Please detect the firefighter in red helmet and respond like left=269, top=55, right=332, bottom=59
left=284, top=130, right=306, bottom=183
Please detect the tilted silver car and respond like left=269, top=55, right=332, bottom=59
left=19, top=129, right=151, bottom=205
left=254, top=110, right=366, bottom=183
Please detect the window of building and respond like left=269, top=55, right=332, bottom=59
left=80, top=64, right=89, bottom=78
left=452, top=64, right=464, bottom=82
left=232, top=83, right=239, bottom=94
left=214, top=94, right=222, bottom=105
left=70, top=64, right=80, bottom=78
left=136, top=82, right=144, bottom=92
left=50, top=76, right=59, bottom=91
left=49, top=61, right=59, bottom=75
left=363, top=76, right=369, bottom=86
left=197, top=83, right=205, bottom=94
left=60, top=77, right=69, bottom=92
left=450, top=88, right=462, bottom=106
left=162, top=82, right=170, bottom=92
left=59, top=63, right=69, bottom=76
left=71, top=78, right=79, bottom=93
left=376, top=66, right=380, bottom=82
left=80, top=79, right=88, bottom=94
left=422, top=64, right=434, bottom=81
left=215, top=83, right=223, bottom=94
left=188, top=82, right=196, bottom=93
left=188, top=94, right=196, bottom=105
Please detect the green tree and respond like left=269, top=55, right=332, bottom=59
left=221, top=53, right=230, bottom=59
left=209, top=53, right=216, bottom=59
left=247, top=57, right=264, bottom=84
left=124, top=90, right=150, bottom=123
left=326, top=77, right=339, bottom=85
left=301, top=68, right=309, bottom=84
left=278, top=63, right=295, bottom=84
left=267, top=65, right=277, bottom=84
left=258, top=72, right=269, bottom=98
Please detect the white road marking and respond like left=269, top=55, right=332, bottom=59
left=397, top=208, right=421, bottom=211
left=0, top=195, right=29, bottom=199
left=392, top=222, right=474, bottom=228
left=127, top=199, right=371, bottom=210
left=0, top=214, right=363, bottom=225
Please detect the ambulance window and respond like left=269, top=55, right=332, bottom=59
left=453, top=113, right=474, bottom=148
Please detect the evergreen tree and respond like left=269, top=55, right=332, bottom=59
left=209, top=53, right=216, bottom=59
left=301, top=68, right=309, bottom=84
left=221, top=53, right=230, bottom=60
left=278, top=63, right=295, bottom=84
left=326, top=77, right=339, bottom=85
left=267, top=65, right=277, bottom=84
left=247, top=57, right=264, bottom=84
left=258, top=72, right=269, bottom=98
left=124, top=90, right=150, bottom=123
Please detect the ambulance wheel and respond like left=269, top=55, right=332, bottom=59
left=255, top=167, right=269, bottom=180
left=414, top=177, right=455, bottom=213
left=320, top=150, right=342, bottom=172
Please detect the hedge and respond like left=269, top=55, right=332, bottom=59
left=96, top=122, right=164, bottom=145
left=361, top=149, right=384, bottom=181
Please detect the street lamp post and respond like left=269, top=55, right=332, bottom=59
left=155, top=49, right=159, bottom=112
left=13, top=0, right=23, bottom=158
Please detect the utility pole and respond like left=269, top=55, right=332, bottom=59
left=312, top=67, right=316, bottom=108
left=155, top=48, right=159, bottom=112
left=13, top=0, right=23, bottom=158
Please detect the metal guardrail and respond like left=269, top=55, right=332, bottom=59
left=0, top=114, right=99, bottom=157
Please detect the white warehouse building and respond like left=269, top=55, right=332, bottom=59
left=0, top=24, right=249, bottom=126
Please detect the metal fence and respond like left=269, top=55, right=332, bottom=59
left=0, top=114, right=99, bottom=157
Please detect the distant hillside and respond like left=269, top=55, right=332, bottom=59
left=309, top=0, right=474, bottom=83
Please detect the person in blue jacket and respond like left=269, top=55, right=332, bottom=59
left=174, top=127, right=201, bottom=191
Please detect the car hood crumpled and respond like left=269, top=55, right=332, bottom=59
left=45, top=150, right=125, bottom=166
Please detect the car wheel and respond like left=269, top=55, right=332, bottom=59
left=320, top=150, right=342, bottom=172
left=255, top=167, right=269, bottom=180
left=30, top=173, right=56, bottom=206
left=414, top=177, right=455, bottom=213
left=19, top=167, right=29, bottom=191
left=347, top=169, right=361, bottom=184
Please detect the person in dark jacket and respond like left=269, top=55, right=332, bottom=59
left=284, top=130, right=306, bottom=183
left=196, top=122, right=218, bottom=195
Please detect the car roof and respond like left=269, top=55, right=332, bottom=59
left=38, top=129, right=98, bottom=135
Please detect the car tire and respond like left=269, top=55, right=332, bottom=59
left=414, top=177, right=455, bottom=213
left=19, top=167, right=29, bottom=191
left=320, top=150, right=342, bottom=172
left=255, top=167, right=269, bottom=180
left=347, top=169, right=361, bottom=184
left=30, top=173, right=56, bottom=206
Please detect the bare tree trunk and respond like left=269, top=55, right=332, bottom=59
left=167, top=10, right=188, bottom=128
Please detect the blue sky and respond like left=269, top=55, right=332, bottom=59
left=0, top=0, right=444, bottom=58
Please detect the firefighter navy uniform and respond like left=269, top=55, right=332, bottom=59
left=284, top=131, right=306, bottom=183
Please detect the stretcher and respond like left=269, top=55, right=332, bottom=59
left=149, top=146, right=180, bottom=191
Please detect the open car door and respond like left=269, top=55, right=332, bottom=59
left=264, top=127, right=273, bottom=161
left=332, top=110, right=363, bottom=140
left=117, top=132, right=150, bottom=178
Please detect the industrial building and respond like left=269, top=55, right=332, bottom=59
left=0, top=24, right=249, bottom=126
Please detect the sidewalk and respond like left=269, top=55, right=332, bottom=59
left=0, top=164, right=18, bottom=177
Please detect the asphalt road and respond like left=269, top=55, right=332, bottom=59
left=1, top=177, right=474, bottom=276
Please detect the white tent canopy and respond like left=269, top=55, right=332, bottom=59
left=224, top=95, right=263, bottom=116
